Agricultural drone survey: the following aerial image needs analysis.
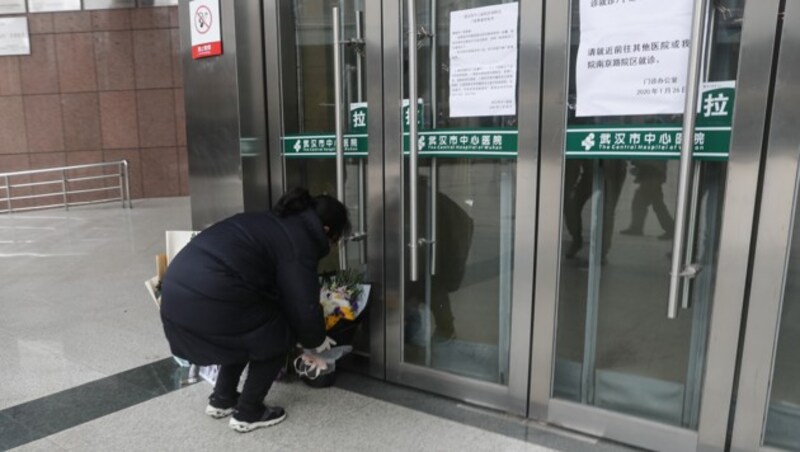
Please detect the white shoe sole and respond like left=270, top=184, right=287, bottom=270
left=205, top=405, right=235, bottom=419
left=229, top=412, right=287, bottom=433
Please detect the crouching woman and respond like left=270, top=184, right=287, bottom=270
left=159, top=188, right=349, bottom=433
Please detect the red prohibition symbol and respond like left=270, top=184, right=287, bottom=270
left=194, top=5, right=212, bottom=35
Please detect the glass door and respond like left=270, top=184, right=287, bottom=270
left=264, top=0, right=377, bottom=359
left=265, top=0, right=539, bottom=407
left=532, top=0, right=765, bottom=449
left=276, top=0, right=368, bottom=272
left=383, top=0, right=537, bottom=414
left=731, top=1, right=800, bottom=449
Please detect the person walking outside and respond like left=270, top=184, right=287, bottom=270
left=620, top=160, right=674, bottom=240
left=159, top=188, right=350, bottom=433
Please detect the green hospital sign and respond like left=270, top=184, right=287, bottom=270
left=405, top=130, right=517, bottom=157
left=283, top=134, right=368, bottom=158
left=566, top=84, right=735, bottom=160
left=282, top=100, right=515, bottom=159
left=281, top=129, right=517, bottom=159
left=281, top=84, right=735, bottom=160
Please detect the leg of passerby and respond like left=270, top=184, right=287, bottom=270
left=229, top=356, right=287, bottom=432
left=430, top=279, right=456, bottom=341
left=602, top=161, right=627, bottom=263
left=564, top=161, right=583, bottom=258
left=206, top=362, right=247, bottom=419
left=649, top=182, right=674, bottom=240
left=565, top=163, right=593, bottom=258
left=621, top=184, right=647, bottom=236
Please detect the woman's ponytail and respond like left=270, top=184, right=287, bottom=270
left=273, top=187, right=315, bottom=217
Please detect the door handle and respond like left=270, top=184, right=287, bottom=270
left=333, top=7, right=347, bottom=271
left=667, top=0, right=709, bottom=319
left=681, top=165, right=703, bottom=309
left=356, top=9, right=367, bottom=266
left=429, top=3, right=438, bottom=278
left=407, top=0, right=423, bottom=282
left=430, top=160, right=438, bottom=276
left=347, top=231, right=368, bottom=242
left=678, top=263, right=703, bottom=279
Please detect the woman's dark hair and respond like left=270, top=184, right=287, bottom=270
left=274, top=187, right=351, bottom=241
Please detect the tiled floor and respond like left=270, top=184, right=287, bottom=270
left=0, top=198, right=630, bottom=451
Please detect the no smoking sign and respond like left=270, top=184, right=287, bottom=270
left=190, top=0, right=222, bottom=59
left=194, top=6, right=212, bottom=34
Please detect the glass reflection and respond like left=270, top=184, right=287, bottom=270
left=553, top=0, right=742, bottom=428
left=764, top=194, right=800, bottom=449
left=401, top=0, right=518, bottom=383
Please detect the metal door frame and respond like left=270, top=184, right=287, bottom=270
left=262, top=0, right=387, bottom=379
left=262, top=1, right=541, bottom=410
left=731, top=1, right=800, bottom=450
left=381, top=0, right=542, bottom=415
left=530, top=0, right=780, bottom=450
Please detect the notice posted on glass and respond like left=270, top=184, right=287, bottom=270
left=27, top=0, right=81, bottom=13
left=0, top=1, right=25, bottom=14
left=449, top=2, right=518, bottom=118
left=576, top=0, right=694, bottom=117
left=0, top=17, right=29, bottom=56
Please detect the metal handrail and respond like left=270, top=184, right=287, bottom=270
left=0, top=160, right=132, bottom=214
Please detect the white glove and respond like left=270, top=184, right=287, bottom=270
left=294, top=344, right=354, bottom=380
left=313, top=336, right=337, bottom=354
left=294, top=353, right=331, bottom=379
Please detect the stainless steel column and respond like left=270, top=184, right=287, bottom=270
left=530, top=0, right=570, bottom=419
left=724, top=1, right=792, bottom=449
left=179, top=0, right=244, bottom=228
left=365, top=0, right=386, bottom=379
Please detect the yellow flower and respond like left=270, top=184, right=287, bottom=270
left=325, top=315, right=341, bottom=330
left=340, top=306, right=355, bottom=321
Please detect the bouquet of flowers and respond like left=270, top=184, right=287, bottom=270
left=319, top=269, right=369, bottom=330
left=293, top=270, right=370, bottom=386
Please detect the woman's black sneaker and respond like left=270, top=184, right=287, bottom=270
left=205, top=393, right=239, bottom=419
left=229, top=406, right=287, bottom=433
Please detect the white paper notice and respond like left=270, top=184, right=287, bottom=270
left=0, top=17, right=29, bottom=56
left=0, top=1, right=25, bottom=15
left=576, top=0, right=694, bottom=117
left=27, top=0, right=80, bottom=13
left=449, top=2, right=518, bottom=118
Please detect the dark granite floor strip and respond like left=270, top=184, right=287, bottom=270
left=334, top=371, right=640, bottom=452
left=1, top=357, right=639, bottom=451
left=0, top=358, right=183, bottom=451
